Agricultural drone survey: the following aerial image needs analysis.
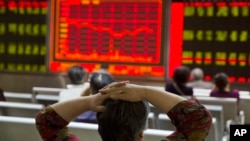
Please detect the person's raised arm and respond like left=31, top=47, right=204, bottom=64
left=50, top=81, right=127, bottom=122
left=50, top=95, right=104, bottom=122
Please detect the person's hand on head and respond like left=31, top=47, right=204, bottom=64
left=99, top=82, right=146, bottom=102
left=87, top=81, right=129, bottom=112
left=88, top=93, right=110, bottom=112
left=100, top=80, right=129, bottom=90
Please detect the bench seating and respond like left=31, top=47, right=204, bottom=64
left=196, top=96, right=238, bottom=127
left=193, top=88, right=249, bottom=97
left=4, top=92, right=32, bottom=103
left=0, top=115, right=172, bottom=141
left=0, top=101, right=44, bottom=117
left=31, top=87, right=65, bottom=105
left=239, top=95, right=250, bottom=124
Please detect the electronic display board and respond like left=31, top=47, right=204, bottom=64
left=169, top=1, right=250, bottom=83
left=49, top=0, right=165, bottom=78
left=0, top=0, right=47, bottom=72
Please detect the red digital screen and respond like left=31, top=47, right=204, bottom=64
left=49, top=0, right=165, bottom=78
left=169, top=1, right=250, bottom=83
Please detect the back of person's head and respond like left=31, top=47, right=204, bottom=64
left=191, top=67, right=204, bottom=81
left=213, top=72, right=229, bottom=91
left=90, top=72, right=114, bottom=94
left=97, top=99, right=149, bottom=141
left=67, top=65, right=86, bottom=85
left=173, top=66, right=190, bottom=85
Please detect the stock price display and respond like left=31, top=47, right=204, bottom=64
left=0, top=0, right=47, bottom=72
left=170, top=1, right=250, bottom=83
left=49, top=0, right=165, bottom=78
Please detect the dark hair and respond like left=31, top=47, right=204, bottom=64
left=67, top=65, right=86, bottom=85
left=100, top=63, right=109, bottom=69
left=213, top=72, right=229, bottom=91
left=90, top=72, right=115, bottom=94
left=173, top=66, right=190, bottom=84
left=97, top=99, right=149, bottom=141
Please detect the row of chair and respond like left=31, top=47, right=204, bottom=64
left=193, top=88, right=250, bottom=97
left=1, top=96, right=221, bottom=141
left=0, top=115, right=172, bottom=141
left=5, top=87, right=250, bottom=126
left=0, top=101, right=44, bottom=117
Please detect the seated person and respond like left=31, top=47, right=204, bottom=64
left=210, top=72, right=240, bottom=103
left=187, top=67, right=213, bottom=89
left=36, top=81, right=212, bottom=141
left=0, top=88, right=6, bottom=101
left=75, top=72, right=115, bottom=123
left=59, top=65, right=89, bottom=102
left=165, top=66, right=193, bottom=96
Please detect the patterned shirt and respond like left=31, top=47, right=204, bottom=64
left=35, top=100, right=212, bottom=141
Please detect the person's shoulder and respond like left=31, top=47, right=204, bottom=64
left=186, top=81, right=195, bottom=86
left=186, top=86, right=193, bottom=95
left=202, top=81, right=213, bottom=88
left=231, top=89, right=240, bottom=95
left=210, top=89, right=219, bottom=96
left=165, top=82, right=173, bottom=87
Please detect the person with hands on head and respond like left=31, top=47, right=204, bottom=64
left=35, top=81, right=212, bottom=141
left=100, top=82, right=212, bottom=141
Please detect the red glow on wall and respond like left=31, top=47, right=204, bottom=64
left=169, top=2, right=184, bottom=77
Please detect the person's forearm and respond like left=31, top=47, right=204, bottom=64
left=51, top=96, right=92, bottom=122
left=81, top=87, right=91, bottom=96
left=142, top=86, right=186, bottom=113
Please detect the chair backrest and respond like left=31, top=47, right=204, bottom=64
left=239, top=91, right=250, bottom=96
left=32, top=87, right=66, bottom=95
left=193, top=88, right=211, bottom=97
left=158, top=114, right=176, bottom=131
left=239, top=95, right=250, bottom=124
left=68, top=122, right=101, bottom=141
left=196, top=96, right=238, bottom=126
left=193, top=88, right=250, bottom=97
left=0, top=116, right=42, bottom=141
left=207, top=118, right=219, bottom=141
left=4, top=92, right=33, bottom=103
left=203, top=104, right=224, bottom=141
left=149, top=103, right=162, bottom=129
left=69, top=121, right=174, bottom=141
left=35, top=95, right=59, bottom=106
left=147, top=112, right=156, bottom=129
left=0, top=101, right=44, bottom=117
left=31, top=87, right=65, bottom=104
left=144, top=129, right=173, bottom=141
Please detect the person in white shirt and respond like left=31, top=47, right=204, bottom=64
left=59, top=65, right=89, bottom=102
left=187, top=67, right=213, bottom=89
